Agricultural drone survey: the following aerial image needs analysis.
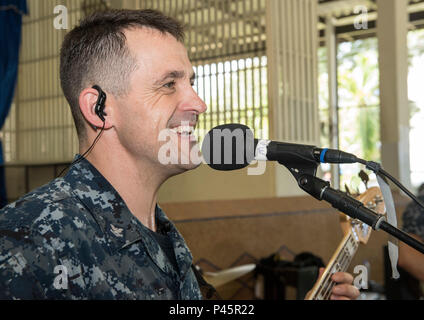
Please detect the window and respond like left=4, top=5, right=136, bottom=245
left=337, top=37, right=380, bottom=191
left=318, top=37, right=381, bottom=191
left=408, top=28, right=424, bottom=189
left=194, top=56, right=269, bottom=140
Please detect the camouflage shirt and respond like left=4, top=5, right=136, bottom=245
left=402, top=195, right=424, bottom=240
left=0, top=156, right=202, bottom=300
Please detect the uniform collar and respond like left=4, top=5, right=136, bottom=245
left=64, top=155, right=193, bottom=278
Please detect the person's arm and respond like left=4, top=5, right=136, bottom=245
left=398, top=233, right=424, bottom=281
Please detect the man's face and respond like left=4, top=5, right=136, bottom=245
left=113, top=27, right=207, bottom=176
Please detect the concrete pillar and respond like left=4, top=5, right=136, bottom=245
left=325, top=15, right=340, bottom=190
left=266, top=0, right=319, bottom=196
left=377, top=0, right=411, bottom=189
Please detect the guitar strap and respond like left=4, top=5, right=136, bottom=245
left=377, top=174, right=400, bottom=279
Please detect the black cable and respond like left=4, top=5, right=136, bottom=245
left=57, top=121, right=106, bottom=178
left=357, top=158, right=424, bottom=210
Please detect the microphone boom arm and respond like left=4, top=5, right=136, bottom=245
left=284, top=163, right=424, bottom=255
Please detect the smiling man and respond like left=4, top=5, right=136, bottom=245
left=0, top=9, right=359, bottom=300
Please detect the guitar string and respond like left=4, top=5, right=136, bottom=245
left=318, top=257, right=342, bottom=299
left=328, top=237, right=358, bottom=298
left=314, top=194, right=378, bottom=300
left=318, top=248, right=345, bottom=300
left=320, top=235, right=352, bottom=299
left=323, top=236, right=358, bottom=299
left=323, top=251, right=349, bottom=300
left=326, top=248, right=352, bottom=299
left=318, top=233, right=357, bottom=299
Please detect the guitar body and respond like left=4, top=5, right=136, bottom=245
left=306, top=186, right=385, bottom=300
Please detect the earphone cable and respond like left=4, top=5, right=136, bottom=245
left=57, top=121, right=106, bottom=178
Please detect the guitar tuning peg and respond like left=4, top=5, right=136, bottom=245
left=359, top=170, right=369, bottom=189
left=366, top=201, right=376, bottom=210
left=374, top=195, right=383, bottom=203
left=345, top=184, right=351, bottom=195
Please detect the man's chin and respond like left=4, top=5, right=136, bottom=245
left=161, top=159, right=202, bottom=178
left=176, top=159, right=202, bottom=172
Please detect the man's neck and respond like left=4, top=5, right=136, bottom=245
left=81, top=144, right=166, bottom=232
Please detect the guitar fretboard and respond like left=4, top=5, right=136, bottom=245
left=310, top=231, right=359, bottom=300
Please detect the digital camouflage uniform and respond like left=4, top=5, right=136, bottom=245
left=402, top=195, right=424, bottom=241
left=0, top=156, right=203, bottom=300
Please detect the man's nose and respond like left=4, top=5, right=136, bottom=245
left=180, top=86, right=207, bottom=115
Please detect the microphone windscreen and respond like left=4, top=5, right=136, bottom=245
left=201, top=123, right=257, bottom=171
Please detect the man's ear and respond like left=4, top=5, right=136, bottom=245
left=79, top=87, right=113, bottom=130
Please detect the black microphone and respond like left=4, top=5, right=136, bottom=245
left=202, top=123, right=359, bottom=170
left=201, top=123, right=257, bottom=171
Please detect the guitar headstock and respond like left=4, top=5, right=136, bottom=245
left=339, top=186, right=386, bottom=244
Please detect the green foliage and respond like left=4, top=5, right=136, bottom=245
left=358, top=106, right=380, bottom=161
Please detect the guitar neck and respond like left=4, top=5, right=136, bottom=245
left=307, top=231, right=359, bottom=300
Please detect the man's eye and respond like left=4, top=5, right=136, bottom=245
left=164, top=81, right=176, bottom=89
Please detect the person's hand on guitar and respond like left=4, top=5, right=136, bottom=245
left=306, top=268, right=360, bottom=300
left=304, top=187, right=385, bottom=300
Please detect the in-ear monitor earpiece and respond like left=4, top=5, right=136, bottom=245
left=92, top=85, right=107, bottom=122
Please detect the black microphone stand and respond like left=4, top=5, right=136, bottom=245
left=279, top=159, right=424, bottom=255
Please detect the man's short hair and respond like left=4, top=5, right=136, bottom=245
left=60, top=9, right=185, bottom=139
